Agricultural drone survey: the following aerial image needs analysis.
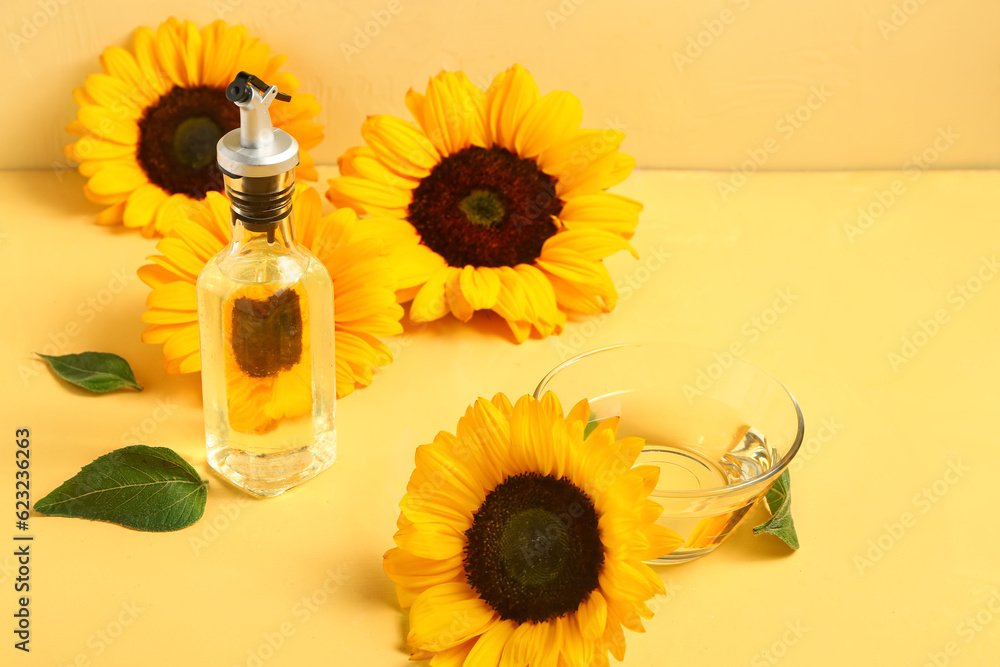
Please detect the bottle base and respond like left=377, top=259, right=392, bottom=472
left=208, top=443, right=336, bottom=497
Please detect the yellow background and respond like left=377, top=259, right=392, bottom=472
left=2, top=0, right=1000, bottom=665
left=3, top=0, right=1000, bottom=170
left=3, top=166, right=999, bottom=665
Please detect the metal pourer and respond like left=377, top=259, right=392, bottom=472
left=217, top=72, right=299, bottom=240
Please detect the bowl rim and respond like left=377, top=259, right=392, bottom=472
left=533, top=342, right=806, bottom=498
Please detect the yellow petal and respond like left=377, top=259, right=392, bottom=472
left=326, top=176, right=411, bottom=213
left=577, top=590, right=608, bottom=641
left=132, top=26, right=170, bottom=98
left=83, top=74, right=143, bottom=118
left=428, top=639, right=477, bottom=666
left=421, top=70, right=487, bottom=155
left=537, top=129, right=624, bottom=179
left=154, top=194, right=209, bottom=236
left=95, top=201, right=126, bottom=226
left=160, top=322, right=201, bottom=370
left=558, top=192, right=642, bottom=240
left=337, top=146, right=418, bottom=191
left=458, top=265, right=501, bottom=310
left=86, top=164, right=148, bottom=197
left=485, top=64, right=540, bottom=152
left=201, top=20, right=245, bottom=87
left=123, top=184, right=168, bottom=231
left=445, top=269, right=475, bottom=322
left=147, top=281, right=197, bottom=310
left=410, top=267, right=456, bottom=322
left=99, top=46, right=157, bottom=105
left=464, top=620, right=517, bottom=667
left=515, top=90, right=583, bottom=159
left=405, top=88, right=428, bottom=135
left=67, top=136, right=134, bottom=162
left=393, top=521, right=465, bottom=560
left=77, top=106, right=139, bottom=145
left=361, top=115, right=439, bottom=179
left=490, top=266, right=529, bottom=325
left=407, top=582, right=496, bottom=652
left=513, top=264, right=561, bottom=331
left=543, top=229, right=637, bottom=260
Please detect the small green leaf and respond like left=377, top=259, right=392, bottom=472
left=36, top=351, right=142, bottom=393
left=583, top=411, right=600, bottom=439
left=753, top=469, right=799, bottom=549
left=34, top=445, right=208, bottom=532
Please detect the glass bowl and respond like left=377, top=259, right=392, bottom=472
left=534, top=342, right=804, bottom=563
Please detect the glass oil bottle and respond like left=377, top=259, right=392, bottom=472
left=197, top=72, right=336, bottom=496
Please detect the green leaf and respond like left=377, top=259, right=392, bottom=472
left=34, top=445, right=208, bottom=532
left=36, top=351, right=142, bottom=393
left=753, top=469, right=799, bottom=549
left=583, top=411, right=600, bottom=439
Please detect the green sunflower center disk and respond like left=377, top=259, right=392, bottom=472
left=459, top=189, right=506, bottom=228
left=229, top=289, right=303, bottom=378
left=173, top=116, right=223, bottom=170
left=463, top=472, right=605, bottom=624
left=407, top=146, right=564, bottom=268
left=137, top=85, right=240, bottom=199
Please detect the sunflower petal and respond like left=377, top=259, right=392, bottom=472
left=361, top=115, right=439, bottom=179
left=408, top=582, right=496, bottom=652
left=77, top=107, right=139, bottom=145
left=458, top=265, right=501, bottom=310
left=485, top=64, right=540, bottom=152
left=464, top=619, right=517, bottom=667
left=515, top=90, right=583, bottom=159
left=123, top=184, right=168, bottom=231
left=421, top=70, right=487, bottom=155
left=411, top=267, right=456, bottom=322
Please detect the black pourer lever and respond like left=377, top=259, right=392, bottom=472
left=226, top=71, right=292, bottom=105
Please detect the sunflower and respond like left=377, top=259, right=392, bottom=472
left=384, top=392, right=681, bottom=666
left=327, top=65, right=642, bottom=343
left=66, top=17, right=323, bottom=237
left=138, top=186, right=404, bottom=420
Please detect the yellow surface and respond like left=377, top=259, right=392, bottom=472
left=3, top=0, right=1000, bottom=171
left=2, top=166, right=998, bottom=665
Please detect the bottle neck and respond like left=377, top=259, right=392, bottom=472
left=229, top=214, right=295, bottom=253
left=223, top=170, right=297, bottom=254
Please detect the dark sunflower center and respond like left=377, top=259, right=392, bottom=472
left=463, top=472, right=604, bottom=624
left=407, top=146, right=564, bottom=268
left=230, top=289, right=303, bottom=378
left=137, top=85, right=240, bottom=199
left=173, top=117, right=222, bottom=169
